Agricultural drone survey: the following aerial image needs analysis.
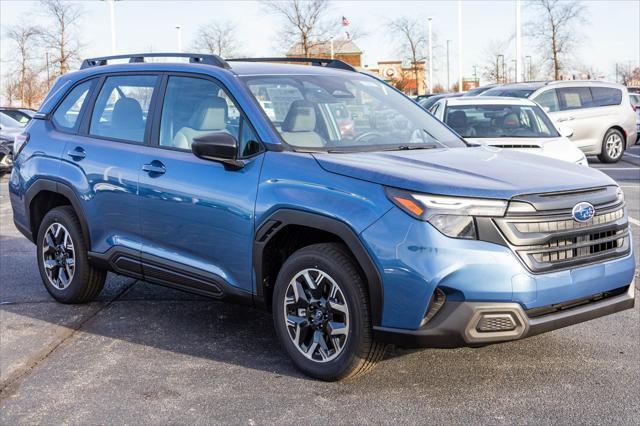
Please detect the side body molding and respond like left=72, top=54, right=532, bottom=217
left=253, top=209, right=384, bottom=326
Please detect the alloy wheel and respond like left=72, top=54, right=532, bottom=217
left=282, top=268, right=350, bottom=363
left=606, top=133, right=623, bottom=159
left=41, top=223, right=76, bottom=290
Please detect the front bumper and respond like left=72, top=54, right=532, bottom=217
left=374, top=280, right=635, bottom=348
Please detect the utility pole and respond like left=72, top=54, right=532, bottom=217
left=497, top=54, right=504, bottom=83
left=428, top=17, right=433, bottom=94
left=457, top=0, right=463, bottom=92
left=109, top=0, right=116, bottom=54
left=446, top=40, right=451, bottom=90
left=175, top=26, right=182, bottom=52
left=525, top=55, right=532, bottom=81
left=330, top=37, right=335, bottom=59
left=501, top=56, right=506, bottom=83
left=473, top=65, right=478, bottom=86
left=515, top=0, right=522, bottom=82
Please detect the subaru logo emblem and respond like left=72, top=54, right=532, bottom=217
left=572, top=202, right=595, bottom=222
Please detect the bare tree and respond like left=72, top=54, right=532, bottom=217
left=527, top=0, right=587, bottom=80
left=480, top=38, right=510, bottom=83
left=192, top=21, right=241, bottom=58
left=40, top=0, right=84, bottom=76
left=389, top=17, right=426, bottom=95
left=5, top=25, right=43, bottom=108
left=264, top=0, right=336, bottom=56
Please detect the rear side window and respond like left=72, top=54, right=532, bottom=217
left=89, top=75, right=157, bottom=143
left=557, top=87, right=593, bottom=110
left=590, top=87, right=622, bottom=107
left=52, top=80, right=93, bottom=131
left=533, top=89, right=559, bottom=113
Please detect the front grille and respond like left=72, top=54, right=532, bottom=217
left=495, top=198, right=630, bottom=273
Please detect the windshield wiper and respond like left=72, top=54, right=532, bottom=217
left=395, top=144, right=439, bottom=150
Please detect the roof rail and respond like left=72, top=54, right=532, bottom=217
left=80, top=53, right=230, bottom=70
left=226, top=57, right=357, bottom=72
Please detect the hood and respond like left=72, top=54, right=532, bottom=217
left=313, top=146, right=614, bottom=199
left=466, top=137, right=586, bottom=164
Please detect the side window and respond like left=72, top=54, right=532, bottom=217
left=52, top=80, right=94, bottom=131
left=429, top=102, right=440, bottom=115
left=533, top=89, right=559, bottom=113
left=590, top=87, right=622, bottom=107
left=159, top=76, right=241, bottom=150
left=89, top=75, right=157, bottom=143
left=557, top=87, right=593, bottom=111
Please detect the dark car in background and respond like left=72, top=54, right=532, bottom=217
left=417, top=92, right=463, bottom=110
left=0, top=107, right=36, bottom=126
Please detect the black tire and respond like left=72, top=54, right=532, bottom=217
left=36, top=206, right=106, bottom=303
left=597, top=128, right=625, bottom=163
left=273, top=243, right=386, bottom=381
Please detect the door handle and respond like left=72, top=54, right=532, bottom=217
left=66, top=147, right=86, bottom=160
left=142, top=161, right=166, bottom=175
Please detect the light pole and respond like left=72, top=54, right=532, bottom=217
left=102, top=0, right=118, bottom=54
left=175, top=26, right=182, bottom=53
left=525, top=55, right=532, bottom=81
left=446, top=40, right=451, bottom=90
left=515, top=0, right=522, bottom=82
left=497, top=54, right=504, bottom=83
left=457, top=0, right=463, bottom=92
left=428, top=17, right=433, bottom=94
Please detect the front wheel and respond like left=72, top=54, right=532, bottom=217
left=273, top=243, right=386, bottom=381
left=598, top=128, right=625, bottom=163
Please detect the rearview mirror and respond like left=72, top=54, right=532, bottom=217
left=558, top=126, right=574, bottom=138
left=191, top=132, right=244, bottom=169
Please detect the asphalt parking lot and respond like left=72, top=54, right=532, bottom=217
left=1, top=146, right=639, bottom=424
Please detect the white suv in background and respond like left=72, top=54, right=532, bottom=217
left=429, top=96, right=587, bottom=166
left=483, top=81, right=637, bottom=163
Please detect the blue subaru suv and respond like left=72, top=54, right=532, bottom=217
left=9, top=53, right=635, bottom=380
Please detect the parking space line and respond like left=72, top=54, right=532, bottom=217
left=592, top=167, right=640, bottom=171
left=623, top=152, right=640, bottom=158
left=629, top=217, right=640, bottom=227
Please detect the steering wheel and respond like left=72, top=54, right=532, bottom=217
left=354, top=131, right=384, bottom=143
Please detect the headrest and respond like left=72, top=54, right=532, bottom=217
left=112, top=97, right=143, bottom=129
left=192, top=96, right=228, bottom=131
left=503, top=113, right=519, bottom=129
left=448, top=110, right=468, bottom=127
left=282, top=100, right=316, bottom=132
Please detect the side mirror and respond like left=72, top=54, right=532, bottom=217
left=191, top=132, right=244, bottom=169
left=542, top=106, right=550, bottom=113
left=558, top=126, right=574, bottom=138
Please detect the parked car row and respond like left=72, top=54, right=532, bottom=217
left=420, top=80, right=636, bottom=163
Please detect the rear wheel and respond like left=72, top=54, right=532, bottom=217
left=273, top=243, right=386, bottom=381
left=598, top=128, right=625, bottom=163
left=36, top=206, right=106, bottom=303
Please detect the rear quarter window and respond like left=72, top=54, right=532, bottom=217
left=52, top=80, right=95, bottom=131
left=590, top=87, right=622, bottom=107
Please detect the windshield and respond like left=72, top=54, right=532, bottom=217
left=242, top=73, right=466, bottom=152
left=444, top=104, right=560, bottom=138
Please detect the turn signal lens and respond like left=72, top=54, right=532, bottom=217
left=392, top=196, right=424, bottom=217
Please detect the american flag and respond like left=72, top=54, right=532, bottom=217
left=341, top=16, right=350, bottom=26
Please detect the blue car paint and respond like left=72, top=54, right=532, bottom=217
left=9, top=59, right=636, bottom=333
left=361, top=207, right=635, bottom=329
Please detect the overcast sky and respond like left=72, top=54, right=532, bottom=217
left=0, top=0, right=638, bottom=88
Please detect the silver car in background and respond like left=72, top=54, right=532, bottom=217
left=428, top=96, right=588, bottom=166
left=483, top=81, right=637, bottom=163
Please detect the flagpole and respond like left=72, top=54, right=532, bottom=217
left=331, top=37, right=335, bottom=59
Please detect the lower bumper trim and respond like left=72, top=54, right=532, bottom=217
left=374, top=280, right=635, bottom=348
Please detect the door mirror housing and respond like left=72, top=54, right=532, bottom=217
left=191, top=132, right=244, bottom=169
left=558, top=126, right=574, bottom=138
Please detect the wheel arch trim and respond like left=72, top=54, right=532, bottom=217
left=253, top=208, right=384, bottom=326
left=24, top=179, right=92, bottom=248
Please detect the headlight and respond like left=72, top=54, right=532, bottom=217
left=385, top=188, right=508, bottom=239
